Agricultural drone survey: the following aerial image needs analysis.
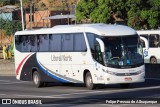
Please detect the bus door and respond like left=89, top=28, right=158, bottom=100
left=140, top=36, right=149, bottom=62
left=71, top=33, right=88, bottom=82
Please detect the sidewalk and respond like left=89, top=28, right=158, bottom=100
left=0, top=59, right=15, bottom=76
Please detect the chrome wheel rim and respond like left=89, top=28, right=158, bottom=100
left=86, top=76, right=92, bottom=87
left=34, top=74, right=39, bottom=85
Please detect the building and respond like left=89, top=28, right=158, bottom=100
left=25, top=10, right=70, bottom=29
left=0, top=5, right=21, bottom=20
left=0, top=5, right=21, bottom=46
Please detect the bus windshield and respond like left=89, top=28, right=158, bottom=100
left=102, top=35, right=143, bottom=68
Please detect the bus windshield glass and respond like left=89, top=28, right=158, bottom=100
left=102, top=35, right=143, bottom=68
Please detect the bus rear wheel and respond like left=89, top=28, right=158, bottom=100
left=150, top=57, right=157, bottom=64
left=33, top=71, right=44, bottom=88
left=85, top=72, right=95, bottom=90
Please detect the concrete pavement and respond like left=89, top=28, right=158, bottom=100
left=0, top=60, right=15, bottom=76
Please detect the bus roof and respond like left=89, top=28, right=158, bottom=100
left=137, top=30, right=160, bottom=35
left=15, top=23, right=137, bottom=36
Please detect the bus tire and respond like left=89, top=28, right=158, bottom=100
left=120, top=83, right=130, bottom=88
left=150, top=57, right=157, bottom=64
left=33, top=71, right=43, bottom=88
left=85, top=72, right=95, bottom=90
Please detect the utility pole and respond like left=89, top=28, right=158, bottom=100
left=0, top=9, right=2, bottom=47
left=75, top=3, right=76, bottom=25
left=20, top=0, right=24, bottom=30
left=30, top=2, right=33, bottom=29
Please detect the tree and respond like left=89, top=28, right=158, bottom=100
left=76, top=0, right=160, bottom=30
left=0, top=18, right=22, bottom=36
left=0, top=0, right=19, bottom=6
left=39, top=2, right=46, bottom=9
left=76, top=0, right=97, bottom=23
left=0, top=0, right=10, bottom=6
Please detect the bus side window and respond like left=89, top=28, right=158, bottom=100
left=62, top=34, right=74, bottom=52
left=94, top=44, right=104, bottom=65
left=86, top=33, right=99, bottom=59
left=86, top=33, right=104, bottom=64
left=139, top=34, right=148, bottom=48
left=140, top=40, right=145, bottom=48
left=149, top=34, right=159, bottom=48
left=15, top=35, right=21, bottom=51
left=49, top=34, right=62, bottom=52
left=38, top=34, right=49, bottom=52
left=74, top=33, right=87, bottom=52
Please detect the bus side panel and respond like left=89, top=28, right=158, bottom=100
left=19, top=53, right=61, bottom=82
left=148, top=48, right=160, bottom=63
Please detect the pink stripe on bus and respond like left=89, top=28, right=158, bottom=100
left=16, top=54, right=31, bottom=75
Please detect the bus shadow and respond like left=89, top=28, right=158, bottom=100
left=145, top=64, right=160, bottom=78
left=31, top=63, right=160, bottom=89
left=43, top=77, right=160, bottom=90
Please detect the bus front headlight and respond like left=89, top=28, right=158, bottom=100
left=106, top=71, right=118, bottom=75
left=137, top=69, right=145, bottom=74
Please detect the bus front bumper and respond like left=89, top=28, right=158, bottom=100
left=104, top=72, right=145, bottom=84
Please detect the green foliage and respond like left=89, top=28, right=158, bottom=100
left=10, top=41, right=14, bottom=55
left=76, top=0, right=160, bottom=30
left=0, top=0, right=19, bottom=6
left=0, top=0, right=10, bottom=6
left=90, top=0, right=111, bottom=23
left=0, top=18, right=22, bottom=36
left=76, top=0, right=97, bottom=23
left=39, top=2, right=46, bottom=8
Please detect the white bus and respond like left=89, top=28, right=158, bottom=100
left=14, top=24, right=145, bottom=89
left=137, top=30, right=160, bottom=64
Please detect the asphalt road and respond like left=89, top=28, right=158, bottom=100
left=0, top=64, right=160, bottom=107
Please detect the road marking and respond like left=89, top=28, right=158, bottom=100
left=48, top=85, right=160, bottom=97
left=57, top=88, right=89, bottom=92
left=0, top=81, right=28, bottom=84
left=99, top=104, right=119, bottom=107
left=11, top=85, right=160, bottom=98
left=14, top=94, right=68, bottom=98
left=0, top=80, right=10, bottom=82
left=142, top=94, right=160, bottom=98
left=0, top=94, right=5, bottom=95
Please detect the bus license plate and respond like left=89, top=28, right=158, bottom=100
left=124, top=77, right=132, bottom=81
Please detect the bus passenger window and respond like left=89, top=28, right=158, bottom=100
left=15, top=35, right=22, bottom=51
left=62, top=34, right=74, bottom=52
left=74, top=33, right=87, bottom=52
left=149, top=34, right=159, bottom=47
left=49, top=34, right=62, bottom=52
left=38, top=34, right=49, bottom=52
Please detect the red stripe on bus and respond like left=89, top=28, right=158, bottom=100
left=16, top=54, right=31, bottom=75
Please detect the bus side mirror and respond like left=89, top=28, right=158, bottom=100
left=96, top=38, right=105, bottom=53
left=140, top=36, right=149, bottom=50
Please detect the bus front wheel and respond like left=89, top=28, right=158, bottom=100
left=85, top=72, right=95, bottom=90
left=150, top=57, right=157, bottom=64
left=33, top=71, right=44, bottom=88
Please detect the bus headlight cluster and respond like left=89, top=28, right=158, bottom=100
left=106, top=71, right=118, bottom=75
left=105, top=69, right=145, bottom=76
left=137, top=70, right=145, bottom=74
left=103, top=69, right=118, bottom=76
